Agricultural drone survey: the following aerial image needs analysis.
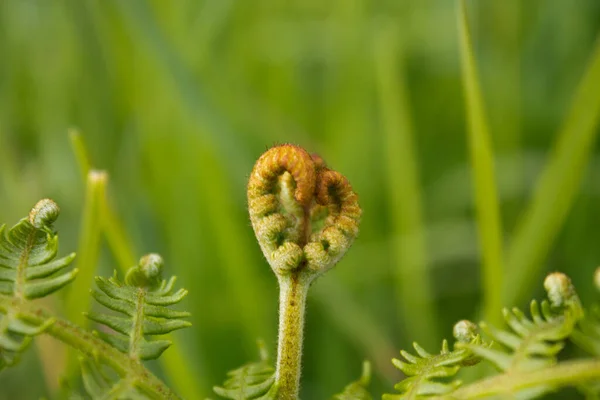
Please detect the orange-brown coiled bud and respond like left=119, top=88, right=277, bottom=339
left=247, top=144, right=361, bottom=279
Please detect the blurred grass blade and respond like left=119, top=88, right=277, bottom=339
left=313, top=280, right=399, bottom=384
left=505, top=34, right=600, bottom=306
left=69, top=130, right=136, bottom=273
left=68, top=128, right=92, bottom=180
left=458, top=0, right=505, bottom=324
left=68, top=131, right=206, bottom=397
left=374, top=24, right=438, bottom=346
left=65, top=170, right=107, bottom=327
left=98, top=195, right=137, bottom=273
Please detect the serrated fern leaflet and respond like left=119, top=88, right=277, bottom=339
left=332, top=361, right=372, bottom=400
left=383, top=321, right=486, bottom=400
left=0, top=199, right=77, bottom=370
left=213, top=341, right=278, bottom=400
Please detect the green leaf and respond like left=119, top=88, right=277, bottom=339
left=214, top=341, right=277, bottom=400
left=383, top=335, right=485, bottom=400
left=464, top=300, right=579, bottom=373
left=80, top=357, right=148, bottom=399
left=332, top=361, right=372, bottom=400
left=0, top=199, right=77, bottom=370
left=87, top=254, right=191, bottom=361
left=571, top=305, right=600, bottom=357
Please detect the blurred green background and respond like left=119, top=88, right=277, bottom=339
left=1, top=0, right=600, bottom=398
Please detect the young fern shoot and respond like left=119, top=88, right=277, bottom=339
left=82, top=253, right=191, bottom=398
left=214, top=144, right=362, bottom=400
left=0, top=199, right=77, bottom=369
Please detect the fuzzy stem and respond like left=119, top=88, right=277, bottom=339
left=275, top=274, right=310, bottom=400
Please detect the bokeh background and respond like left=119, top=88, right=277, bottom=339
left=1, top=0, right=600, bottom=398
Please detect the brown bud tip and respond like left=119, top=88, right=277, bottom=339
left=248, top=144, right=316, bottom=207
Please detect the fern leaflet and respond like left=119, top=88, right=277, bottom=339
left=0, top=199, right=77, bottom=370
left=459, top=291, right=582, bottom=398
left=81, top=253, right=190, bottom=398
left=383, top=321, right=486, bottom=400
left=332, top=361, right=372, bottom=400
left=213, top=341, right=278, bottom=400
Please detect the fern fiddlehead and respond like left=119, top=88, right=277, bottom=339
left=0, top=199, right=77, bottom=369
left=230, top=144, right=361, bottom=400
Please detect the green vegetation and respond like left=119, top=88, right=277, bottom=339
left=2, top=0, right=600, bottom=399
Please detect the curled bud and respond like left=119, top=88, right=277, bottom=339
left=125, top=253, right=164, bottom=288
left=29, top=198, right=60, bottom=228
left=248, top=145, right=361, bottom=279
left=543, top=272, right=577, bottom=308
left=453, top=320, right=478, bottom=343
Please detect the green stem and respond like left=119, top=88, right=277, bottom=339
left=275, top=274, right=310, bottom=400
left=0, top=294, right=178, bottom=399
left=438, top=359, right=600, bottom=399
left=130, top=287, right=146, bottom=361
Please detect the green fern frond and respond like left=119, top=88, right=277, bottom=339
left=213, top=341, right=278, bottom=400
left=457, top=275, right=584, bottom=399
left=0, top=199, right=77, bottom=370
left=331, top=361, right=372, bottom=400
left=86, top=253, right=191, bottom=361
left=463, top=300, right=576, bottom=373
left=383, top=321, right=486, bottom=400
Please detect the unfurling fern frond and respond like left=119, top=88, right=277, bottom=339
left=81, top=254, right=191, bottom=398
left=332, top=361, right=372, bottom=400
left=213, top=341, right=278, bottom=400
left=463, top=301, right=576, bottom=373
left=0, top=199, right=77, bottom=370
left=458, top=273, right=583, bottom=398
left=86, top=253, right=191, bottom=361
left=383, top=320, right=486, bottom=400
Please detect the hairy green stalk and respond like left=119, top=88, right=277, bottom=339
left=275, top=275, right=310, bottom=399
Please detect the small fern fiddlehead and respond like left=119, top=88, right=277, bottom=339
left=0, top=199, right=77, bottom=369
left=241, top=144, right=361, bottom=399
